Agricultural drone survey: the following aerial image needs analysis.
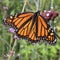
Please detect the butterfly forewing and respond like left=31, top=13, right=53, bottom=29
left=12, top=13, right=33, bottom=29
left=16, top=17, right=37, bottom=41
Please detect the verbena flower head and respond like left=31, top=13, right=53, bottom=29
left=10, top=50, right=15, bottom=56
left=2, top=6, right=8, bottom=10
left=8, top=28, right=15, bottom=34
left=41, top=10, right=52, bottom=21
left=4, top=54, right=9, bottom=58
left=41, top=9, right=59, bottom=21
left=14, top=35, right=19, bottom=40
left=49, top=10, right=59, bottom=20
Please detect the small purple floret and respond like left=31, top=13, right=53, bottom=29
left=3, top=6, right=8, bottom=10
left=8, top=28, right=15, bottom=34
left=10, top=50, right=15, bottom=56
left=14, top=35, right=19, bottom=40
left=4, top=54, right=9, bottom=58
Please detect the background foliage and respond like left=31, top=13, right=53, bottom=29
left=0, top=0, right=60, bottom=60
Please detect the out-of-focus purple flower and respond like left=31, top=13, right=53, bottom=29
left=4, top=54, right=9, bottom=58
left=2, top=6, right=8, bottom=10
left=41, top=10, right=52, bottom=21
left=40, top=9, right=59, bottom=21
left=8, top=28, right=15, bottom=34
left=44, top=10, right=47, bottom=12
left=14, top=35, right=19, bottom=40
left=49, top=10, right=59, bottom=20
left=10, top=50, right=15, bottom=56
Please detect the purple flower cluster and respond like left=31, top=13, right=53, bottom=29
left=8, top=28, right=15, bottom=34
left=40, top=9, right=59, bottom=21
left=4, top=50, right=15, bottom=59
left=8, top=28, right=18, bottom=40
left=14, top=35, right=19, bottom=40
left=10, top=50, right=15, bottom=56
left=2, top=6, right=8, bottom=10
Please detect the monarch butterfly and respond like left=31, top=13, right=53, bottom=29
left=4, top=11, right=60, bottom=44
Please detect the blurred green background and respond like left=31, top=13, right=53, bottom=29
left=0, top=0, right=60, bottom=60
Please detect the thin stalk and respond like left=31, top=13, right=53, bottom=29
left=41, top=0, right=46, bottom=12
left=39, top=0, right=42, bottom=12
left=51, top=0, right=54, bottom=9
left=10, top=34, right=13, bottom=50
left=50, top=0, right=54, bottom=25
left=34, top=0, right=39, bottom=12
left=7, top=39, right=17, bottom=60
left=27, top=1, right=36, bottom=12
left=21, top=0, right=27, bottom=13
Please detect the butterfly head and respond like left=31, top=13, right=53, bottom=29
left=4, top=15, right=14, bottom=26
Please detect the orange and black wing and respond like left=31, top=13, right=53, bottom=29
left=15, top=12, right=56, bottom=44
left=12, top=12, right=37, bottom=41
left=37, top=15, right=56, bottom=44
left=15, top=12, right=37, bottom=41
left=4, top=11, right=56, bottom=44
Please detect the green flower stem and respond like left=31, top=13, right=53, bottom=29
left=40, top=0, right=42, bottom=12
left=41, top=0, right=46, bottom=12
left=51, top=0, right=54, bottom=9
left=34, top=0, right=39, bottom=12
left=7, top=39, right=17, bottom=60
left=22, top=0, right=27, bottom=12
left=50, top=0, right=54, bottom=25
left=10, top=34, right=13, bottom=50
